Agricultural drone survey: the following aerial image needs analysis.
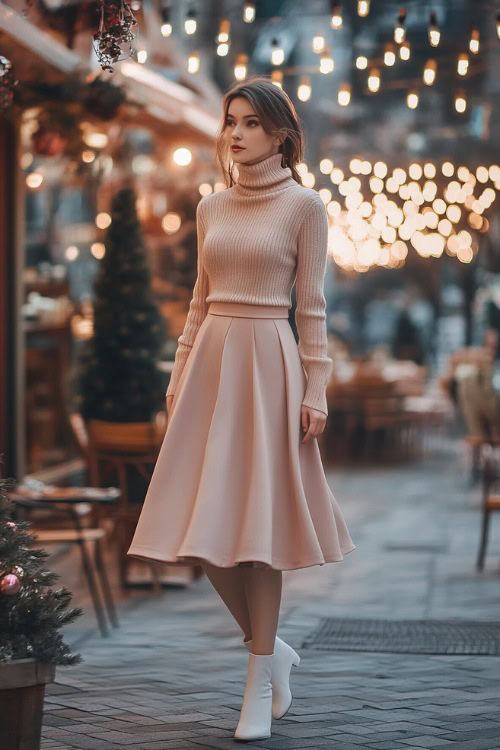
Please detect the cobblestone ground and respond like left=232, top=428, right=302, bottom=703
left=40, top=437, right=500, bottom=750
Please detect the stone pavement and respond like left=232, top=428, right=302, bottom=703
left=40, top=436, right=500, bottom=750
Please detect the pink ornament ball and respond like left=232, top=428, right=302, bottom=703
left=0, top=573, right=21, bottom=595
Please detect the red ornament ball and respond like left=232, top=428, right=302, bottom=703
left=0, top=573, right=21, bottom=595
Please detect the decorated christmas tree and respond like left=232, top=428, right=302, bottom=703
left=0, top=475, right=82, bottom=664
left=74, top=186, right=166, bottom=422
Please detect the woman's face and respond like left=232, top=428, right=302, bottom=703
left=224, top=96, right=282, bottom=166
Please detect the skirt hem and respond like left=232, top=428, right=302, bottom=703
left=127, top=543, right=356, bottom=572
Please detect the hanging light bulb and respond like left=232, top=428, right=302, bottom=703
left=394, top=8, right=406, bottom=44
left=497, top=13, right=500, bottom=39
left=338, top=82, right=351, bottom=105
left=312, top=35, right=326, bottom=54
left=384, top=43, right=396, bottom=66
left=428, top=11, right=440, bottom=46
left=399, top=40, right=410, bottom=60
left=217, top=18, right=230, bottom=55
left=368, top=67, right=380, bottom=92
left=298, top=76, right=312, bottom=101
left=469, top=27, right=479, bottom=53
left=137, top=48, right=147, bottom=64
left=243, top=0, right=255, bottom=23
left=160, top=3, right=172, bottom=37
left=455, top=89, right=466, bottom=113
left=234, top=53, right=248, bottom=81
left=187, top=51, right=200, bottom=73
left=271, top=38, right=284, bottom=65
left=457, top=53, right=469, bottom=76
left=184, top=6, right=197, bottom=35
left=407, top=89, right=419, bottom=109
left=330, top=2, right=342, bottom=29
left=356, top=55, right=368, bottom=69
left=358, top=0, right=370, bottom=17
left=271, top=70, right=283, bottom=88
left=319, top=48, right=334, bottom=73
left=423, top=59, right=437, bottom=85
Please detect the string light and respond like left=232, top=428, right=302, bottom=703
left=312, top=35, right=326, bottom=54
left=384, top=43, right=396, bottom=66
left=356, top=55, right=368, bottom=69
left=469, top=27, right=479, bottom=53
left=399, top=40, right=410, bottom=60
left=160, top=3, right=172, bottom=37
left=137, top=48, right=147, bottom=64
left=455, top=89, right=467, bottom=113
left=358, top=0, right=370, bottom=18
left=297, top=76, right=312, bottom=101
left=457, top=53, right=468, bottom=76
left=428, top=11, right=440, bottom=46
left=217, top=18, right=230, bottom=55
left=497, top=13, right=500, bottom=39
left=368, top=67, right=380, bottom=92
left=187, top=51, right=200, bottom=73
left=319, top=48, right=334, bottom=74
left=271, top=70, right=283, bottom=88
left=184, top=6, right=197, bottom=35
left=243, top=0, right=255, bottom=23
left=338, top=82, right=351, bottom=106
left=270, top=38, right=284, bottom=65
left=234, top=53, right=248, bottom=80
left=330, top=2, right=342, bottom=29
left=407, top=89, right=419, bottom=109
left=218, top=18, right=230, bottom=43
left=423, top=59, right=437, bottom=85
left=394, top=8, right=406, bottom=44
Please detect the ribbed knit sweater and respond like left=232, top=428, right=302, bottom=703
left=165, top=151, right=333, bottom=415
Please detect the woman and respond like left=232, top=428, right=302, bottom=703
left=127, top=75, right=356, bottom=742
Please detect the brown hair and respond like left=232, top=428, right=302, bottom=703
left=215, top=75, right=305, bottom=188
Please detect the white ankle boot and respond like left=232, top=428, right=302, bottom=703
left=234, top=652, right=273, bottom=741
left=243, top=636, right=300, bottom=719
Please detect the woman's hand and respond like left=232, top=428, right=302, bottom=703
left=166, top=394, right=174, bottom=418
left=301, top=405, right=327, bottom=443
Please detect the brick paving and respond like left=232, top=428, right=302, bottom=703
left=40, top=436, right=500, bottom=750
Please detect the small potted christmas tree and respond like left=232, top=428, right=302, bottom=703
left=0, top=473, right=83, bottom=750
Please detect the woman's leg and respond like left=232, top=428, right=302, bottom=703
left=201, top=562, right=252, bottom=641
left=241, top=567, right=282, bottom=655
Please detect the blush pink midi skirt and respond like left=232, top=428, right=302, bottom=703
left=127, top=301, right=356, bottom=571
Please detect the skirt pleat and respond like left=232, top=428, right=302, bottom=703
left=127, top=302, right=356, bottom=571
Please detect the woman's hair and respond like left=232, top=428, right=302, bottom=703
left=215, top=75, right=305, bottom=188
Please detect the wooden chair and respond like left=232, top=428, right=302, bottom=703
left=12, top=496, right=118, bottom=637
left=86, top=420, right=165, bottom=590
left=477, top=441, right=500, bottom=570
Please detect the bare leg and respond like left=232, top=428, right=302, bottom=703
left=201, top=562, right=252, bottom=641
left=241, top=566, right=282, bottom=655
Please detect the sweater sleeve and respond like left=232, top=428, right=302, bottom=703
left=294, top=194, right=333, bottom=416
left=166, top=197, right=209, bottom=397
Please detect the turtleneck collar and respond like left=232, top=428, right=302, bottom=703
left=232, top=152, right=295, bottom=196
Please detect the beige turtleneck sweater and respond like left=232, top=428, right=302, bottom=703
left=165, top=152, right=333, bottom=415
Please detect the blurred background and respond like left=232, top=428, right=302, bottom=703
left=1, top=0, right=500, bottom=628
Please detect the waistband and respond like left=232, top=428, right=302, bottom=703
left=207, top=301, right=290, bottom=319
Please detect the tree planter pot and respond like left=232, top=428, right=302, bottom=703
left=0, top=658, right=56, bottom=750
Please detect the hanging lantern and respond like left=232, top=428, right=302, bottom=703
left=160, top=2, right=172, bottom=36
left=338, top=82, right=351, bottom=106
left=297, top=76, right=311, bottom=102
left=184, top=5, right=197, bottom=34
left=457, top=53, right=469, bottom=76
left=407, top=89, right=419, bottom=109
left=271, top=70, right=283, bottom=88
left=399, top=40, right=410, bottom=60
